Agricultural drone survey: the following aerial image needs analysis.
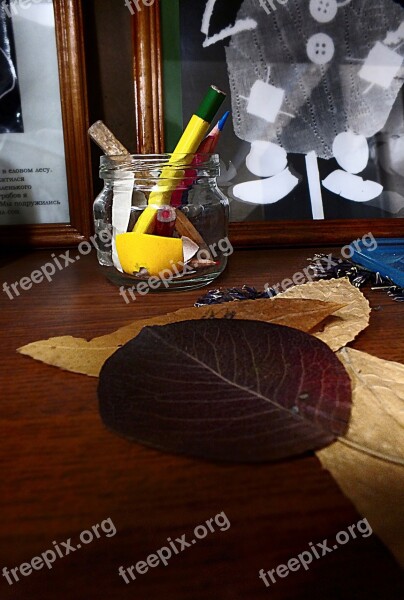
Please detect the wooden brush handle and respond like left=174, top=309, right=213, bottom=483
left=175, top=209, right=211, bottom=258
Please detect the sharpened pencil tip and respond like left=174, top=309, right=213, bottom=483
left=218, top=111, right=230, bottom=131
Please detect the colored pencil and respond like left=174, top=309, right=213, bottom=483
left=133, top=86, right=226, bottom=234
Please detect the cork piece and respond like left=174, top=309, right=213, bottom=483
left=88, top=121, right=130, bottom=157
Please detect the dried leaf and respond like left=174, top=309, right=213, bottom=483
left=18, top=298, right=344, bottom=377
left=317, top=347, right=404, bottom=566
left=16, top=337, right=106, bottom=379
left=317, top=442, right=404, bottom=568
left=99, top=320, right=352, bottom=462
left=337, top=348, right=404, bottom=464
left=278, top=278, right=370, bottom=351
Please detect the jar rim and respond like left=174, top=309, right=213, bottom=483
left=100, top=152, right=220, bottom=171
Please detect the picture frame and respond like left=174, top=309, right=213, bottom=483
left=0, top=0, right=92, bottom=248
left=133, top=0, right=404, bottom=247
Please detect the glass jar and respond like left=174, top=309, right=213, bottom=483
left=93, top=154, right=230, bottom=291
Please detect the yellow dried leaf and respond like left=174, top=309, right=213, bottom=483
left=337, top=348, right=404, bottom=464
left=18, top=298, right=344, bottom=377
left=278, top=278, right=370, bottom=351
left=317, top=347, right=404, bottom=567
left=317, top=442, right=404, bottom=568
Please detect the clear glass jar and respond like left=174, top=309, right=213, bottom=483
left=93, top=154, right=230, bottom=291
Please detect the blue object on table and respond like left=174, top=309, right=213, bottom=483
left=349, top=238, right=404, bottom=288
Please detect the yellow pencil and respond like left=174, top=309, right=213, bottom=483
left=133, top=85, right=226, bottom=234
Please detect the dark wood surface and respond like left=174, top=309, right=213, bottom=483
left=0, top=248, right=403, bottom=600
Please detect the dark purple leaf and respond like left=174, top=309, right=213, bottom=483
left=98, top=320, right=352, bottom=463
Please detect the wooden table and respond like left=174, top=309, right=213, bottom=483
left=1, top=248, right=403, bottom=599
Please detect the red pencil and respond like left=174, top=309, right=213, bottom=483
left=171, top=112, right=230, bottom=206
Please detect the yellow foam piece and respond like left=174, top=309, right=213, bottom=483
left=116, top=233, right=184, bottom=277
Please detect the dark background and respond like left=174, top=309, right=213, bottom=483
left=80, top=0, right=404, bottom=222
left=178, top=0, right=404, bottom=222
left=0, top=2, right=23, bottom=134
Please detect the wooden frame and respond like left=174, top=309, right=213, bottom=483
left=0, top=0, right=92, bottom=248
left=133, top=1, right=404, bottom=247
